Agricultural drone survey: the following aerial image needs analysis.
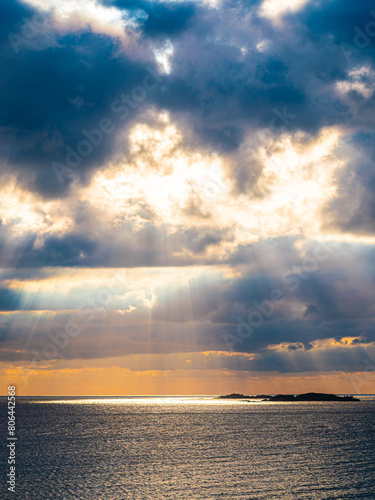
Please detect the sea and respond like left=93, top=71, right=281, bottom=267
left=1, top=396, right=375, bottom=499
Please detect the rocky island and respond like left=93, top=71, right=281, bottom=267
left=218, top=393, right=269, bottom=400
left=219, top=392, right=360, bottom=402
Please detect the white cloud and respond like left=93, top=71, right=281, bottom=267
left=336, top=66, right=375, bottom=99
left=21, top=0, right=135, bottom=41
left=259, top=0, right=311, bottom=22
left=0, top=176, right=73, bottom=238
left=82, top=113, right=348, bottom=248
left=153, top=40, right=174, bottom=74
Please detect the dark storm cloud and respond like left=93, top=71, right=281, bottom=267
left=0, top=0, right=33, bottom=34
left=107, top=0, right=196, bottom=37
left=0, top=1, right=161, bottom=198
left=1, top=236, right=375, bottom=372
left=0, top=222, right=231, bottom=268
left=0, top=0, right=197, bottom=198
left=0, top=288, right=22, bottom=311
left=150, top=240, right=375, bottom=354
left=148, top=5, right=317, bottom=143
left=232, top=343, right=375, bottom=374
left=2, top=44, right=152, bottom=196
left=302, top=0, right=375, bottom=57
left=1, top=305, right=374, bottom=375
left=222, top=317, right=375, bottom=356
left=323, top=133, right=375, bottom=234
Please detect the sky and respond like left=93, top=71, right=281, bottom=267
left=1, top=0, right=375, bottom=395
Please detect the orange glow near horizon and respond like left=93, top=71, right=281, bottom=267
left=2, top=366, right=374, bottom=397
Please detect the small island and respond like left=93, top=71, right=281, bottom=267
left=218, top=393, right=270, bottom=400
left=219, top=392, right=360, bottom=402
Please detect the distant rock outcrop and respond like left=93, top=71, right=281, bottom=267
left=218, top=392, right=360, bottom=402
left=264, top=392, right=360, bottom=402
left=218, top=393, right=270, bottom=400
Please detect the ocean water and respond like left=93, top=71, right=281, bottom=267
left=1, top=396, right=375, bottom=499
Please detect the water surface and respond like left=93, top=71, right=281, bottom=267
left=1, top=396, right=375, bottom=499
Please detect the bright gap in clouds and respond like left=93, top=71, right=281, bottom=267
left=0, top=177, right=72, bottom=238
left=21, top=0, right=136, bottom=40
left=2, top=110, right=373, bottom=258
left=259, top=0, right=312, bottom=21
left=336, top=66, right=375, bottom=99
left=153, top=40, right=174, bottom=74
left=0, top=112, right=361, bottom=254
left=84, top=112, right=345, bottom=246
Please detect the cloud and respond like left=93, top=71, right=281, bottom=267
left=0, top=0, right=374, bottom=207
left=0, top=1, right=163, bottom=198
left=0, top=288, right=22, bottom=311
left=131, top=1, right=196, bottom=38
left=21, top=0, right=137, bottom=41
left=1, top=0, right=375, bottom=388
left=2, top=240, right=375, bottom=369
left=259, top=0, right=312, bottom=23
